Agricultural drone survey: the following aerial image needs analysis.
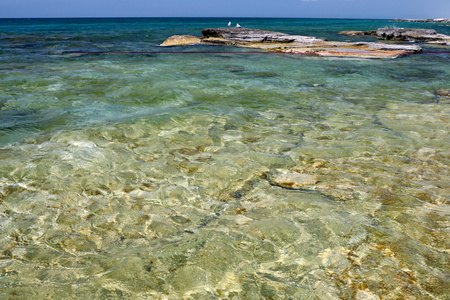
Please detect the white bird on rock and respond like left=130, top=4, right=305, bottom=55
left=236, top=23, right=241, bottom=28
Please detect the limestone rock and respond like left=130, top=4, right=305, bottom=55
left=265, top=41, right=421, bottom=59
left=376, top=28, right=437, bottom=39
left=375, top=28, right=450, bottom=43
left=160, top=35, right=200, bottom=46
left=341, top=28, right=450, bottom=45
left=356, top=42, right=422, bottom=52
left=200, top=27, right=421, bottom=58
left=162, top=27, right=423, bottom=59
left=356, top=290, right=380, bottom=300
left=270, top=170, right=318, bottom=190
left=235, top=215, right=253, bottom=225
left=201, top=27, right=323, bottom=43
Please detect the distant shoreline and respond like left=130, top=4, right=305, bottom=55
left=0, top=16, right=448, bottom=23
left=393, top=18, right=450, bottom=24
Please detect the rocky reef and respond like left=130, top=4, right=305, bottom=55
left=340, top=28, right=450, bottom=45
left=160, top=27, right=422, bottom=59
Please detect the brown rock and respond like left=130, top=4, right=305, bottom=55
left=339, top=31, right=365, bottom=36
left=160, top=35, right=200, bottom=46
left=339, top=30, right=376, bottom=36
left=435, top=89, right=450, bottom=98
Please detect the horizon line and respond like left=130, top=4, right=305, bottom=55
left=0, top=16, right=424, bottom=20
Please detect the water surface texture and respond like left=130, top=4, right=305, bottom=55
left=0, top=18, right=449, bottom=299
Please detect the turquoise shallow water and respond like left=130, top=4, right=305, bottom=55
left=0, top=18, right=449, bottom=299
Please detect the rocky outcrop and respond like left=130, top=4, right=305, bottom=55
left=201, top=27, right=324, bottom=43
left=161, top=27, right=422, bottom=59
left=159, top=35, right=200, bottom=46
left=376, top=28, right=450, bottom=43
left=340, top=28, right=450, bottom=45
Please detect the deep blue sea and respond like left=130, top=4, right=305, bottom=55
left=0, top=18, right=449, bottom=299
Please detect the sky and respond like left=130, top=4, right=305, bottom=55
left=1, top=0, right=449, bottom=19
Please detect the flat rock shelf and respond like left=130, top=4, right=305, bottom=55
left=160, top=27, right=423, bottom=59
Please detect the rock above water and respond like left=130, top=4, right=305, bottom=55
left=376, top=28, right=449, bottom=42
left=160, top=35, right=200, bottom=46
left=161, top=27, right=422, bottom=59
left=201, top=27, right=324, bottom=43
left=341, top=28, right=450, bottom=44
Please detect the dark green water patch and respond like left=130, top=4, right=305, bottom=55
left=224, top=65, right=247, bottom=73
left=384, top=66, right=447, bottom=82
left=249, top=71, right=278, bottom=78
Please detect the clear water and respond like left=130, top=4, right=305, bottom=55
left=0, top=18, right=449, bottom=299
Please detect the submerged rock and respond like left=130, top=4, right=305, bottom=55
left=435, top=89, right=450, bottom=98
left=298, top=83, right=326, bottom=88
left=435, top=89, right=450, bottom=103
left=269, top=170, right=318, bottom=190
left=338, top=30, right=376, bottom=36
left=162, top=27, right=422, bottom=59
left=224, top=65, right=247, bottom=72
left=248, top=71, right=278, bottom=78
